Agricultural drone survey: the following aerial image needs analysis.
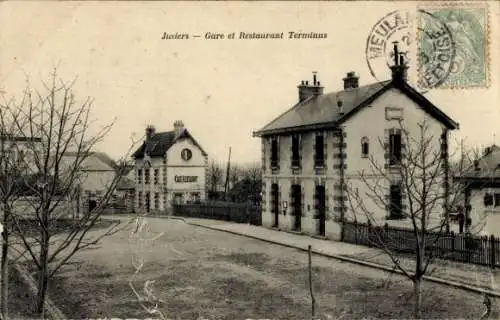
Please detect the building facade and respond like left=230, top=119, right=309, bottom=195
left=132, top=121, right=208, bottom=213
left=62, top=152, right=122, bottom=216
left=454, top=145, right=500, bottom=236
left=253, top=44, right=459, bottom=240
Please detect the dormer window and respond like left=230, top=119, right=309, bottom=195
left=361, top=137, right=369, bottom=158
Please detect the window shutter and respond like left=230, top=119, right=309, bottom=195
left=324, top=132, right=328, bottom=160
left=299, top=135, right=303, bottom=167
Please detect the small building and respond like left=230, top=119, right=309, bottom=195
left=0, top=134, right=75, bottom=218
left=253, top=43, right=459, bottom=240
left=62, top=151, right=121, bottom=215
left=132, top=121, right=208, bottom=213
left=454, top=145, right=500, bottom=236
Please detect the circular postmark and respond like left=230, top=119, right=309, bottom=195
left=417, top=9, right=457, bottom=89
left=365, top=10, right=412, bottom=83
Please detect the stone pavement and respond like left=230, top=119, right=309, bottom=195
left=176, top=217, right=500, bottom=297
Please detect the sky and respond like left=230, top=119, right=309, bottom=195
left=1, top=1, right=499, bottom=165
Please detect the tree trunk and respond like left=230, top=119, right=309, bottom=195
left=1, top=230, right=8, bottom=320
left=413, top=278, right=422, bottom=319
left=36, top=233, right=50, bottom=317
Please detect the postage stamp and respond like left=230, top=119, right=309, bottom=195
left=417, top=2, right=490, bottom=89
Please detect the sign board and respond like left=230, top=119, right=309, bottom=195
left=174, top=175, right=198, bottom=183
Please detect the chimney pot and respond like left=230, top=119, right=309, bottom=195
left=298, top=73, right=324, bottom=102
left=174, top=120, right=184, bottom=136
left=343, top=71, right=359, bottom=90
left=390, top=42, right=408, bottom=84
left=145, top=125, right=156, bottom=141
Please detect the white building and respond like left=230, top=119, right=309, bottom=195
left=253, top=44, right=459, bottom=240
left=62, top=152, right=120, bottom=215
left=132, top=121, right=208, bottom=213
left=454, top=145, right=500, bottom=236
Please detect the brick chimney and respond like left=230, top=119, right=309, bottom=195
left=298, top=72, right=324, bottom=102
left=390, top=41, right=409, bottom=85
left=145, top=125, right=156, bottom=141
left=343, top=71, right=359, bottom=89
left=173, top=120, right=184, bottom=136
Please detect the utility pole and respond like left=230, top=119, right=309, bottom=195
left=224, top=147, right=231, bottom=201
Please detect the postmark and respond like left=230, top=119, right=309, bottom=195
left=416, top=10, right=456, bottom=89
left=365, top=10, right=412, bottom=83
left=417, top=3, right=490, bottom=89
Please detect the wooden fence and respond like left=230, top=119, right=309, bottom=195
left=342, top=220, right=500, bottom=268
left=172, top=201, right=262, bottom=226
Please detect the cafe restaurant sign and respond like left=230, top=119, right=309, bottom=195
left=174, top=175, right=198, bottom=183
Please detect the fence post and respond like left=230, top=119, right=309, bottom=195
left=491, top=235, right=496, bottom=269
left=451, top=231, right=455, bottom=253
left=354, top=220, right=358, bottom=245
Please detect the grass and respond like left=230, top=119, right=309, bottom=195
left=8, top=263, right=39, bottom=319
left=39, top=217, right=486, bottom=319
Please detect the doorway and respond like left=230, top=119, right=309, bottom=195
left=88, top=200, right=97, bottom=213
left=291, top=184, right=302, bottom=231
left=145, top=192, right=151, bottom=213
left=315, top=185, right=326, bottom=236
left=271, top=183, right=279, bottom=227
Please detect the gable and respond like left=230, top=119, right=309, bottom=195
left=165, top=138, right=206, bottom=167
left=62, top=152, right=117, bottom=172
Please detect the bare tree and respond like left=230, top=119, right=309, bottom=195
left=0, top=100, right=33, bottom=319
left=345, top=120, right=490, bottom=319
left=208, top=161, right=224, bottom=198
left=0, top=70, right=137, bottom=317
left=228, top=164, right=244, bottom=190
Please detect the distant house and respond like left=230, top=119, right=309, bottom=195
left=132, top=121, right=208, bottom=213
left=115, top=164, right=136, bottom=212
left=62, top=151, right=120, bottom=215
left=454, top=145, right=500, bottom=236
left=0, top=134, right=74, bottom=218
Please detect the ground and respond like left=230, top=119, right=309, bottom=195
left=37, top=217, right=486, bottom=319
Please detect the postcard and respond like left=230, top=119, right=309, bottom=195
left=0, top=1, right=499, bottom=319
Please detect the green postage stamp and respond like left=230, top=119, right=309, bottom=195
left=417, top=2, right=490, bottom=89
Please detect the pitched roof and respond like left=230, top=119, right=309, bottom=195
left=253, top=80, right=459, bottom=137
left=456, top=145, right=500, bottom=180
left=132, top=128, right=208, bottom=159
left=63, top=151, right=118, bottom=171
left=116, top=176, right=135, bottom=190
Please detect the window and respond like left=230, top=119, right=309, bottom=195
left=389, top=131, right=402, bottom=165
left=484, top=193, right=494, bottom=207
left=154, top=192, right=159, bottom=209
left=174, top=193, right=184, bottom=205
left=389, top=184, right=403, bottom=218
left=137, top=169, right=142, bottom=184
left=495, top=194, right=500, bottom=207
left=271, top=138, right=279, bottom=168
left=385, top=107, right=403, bottom=120
left=144, top=168, right=150, bottom=184
left=138, top=191, right=143, bottom=208
left=361, top=137, right=369, bottom=158
left=315, top=134, right=325, bottom=167
left=191, top=192, right=201, bottom=203
left=291, top=135, right=300, bottom=168
left=154, top=169, right=160, bottom=185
